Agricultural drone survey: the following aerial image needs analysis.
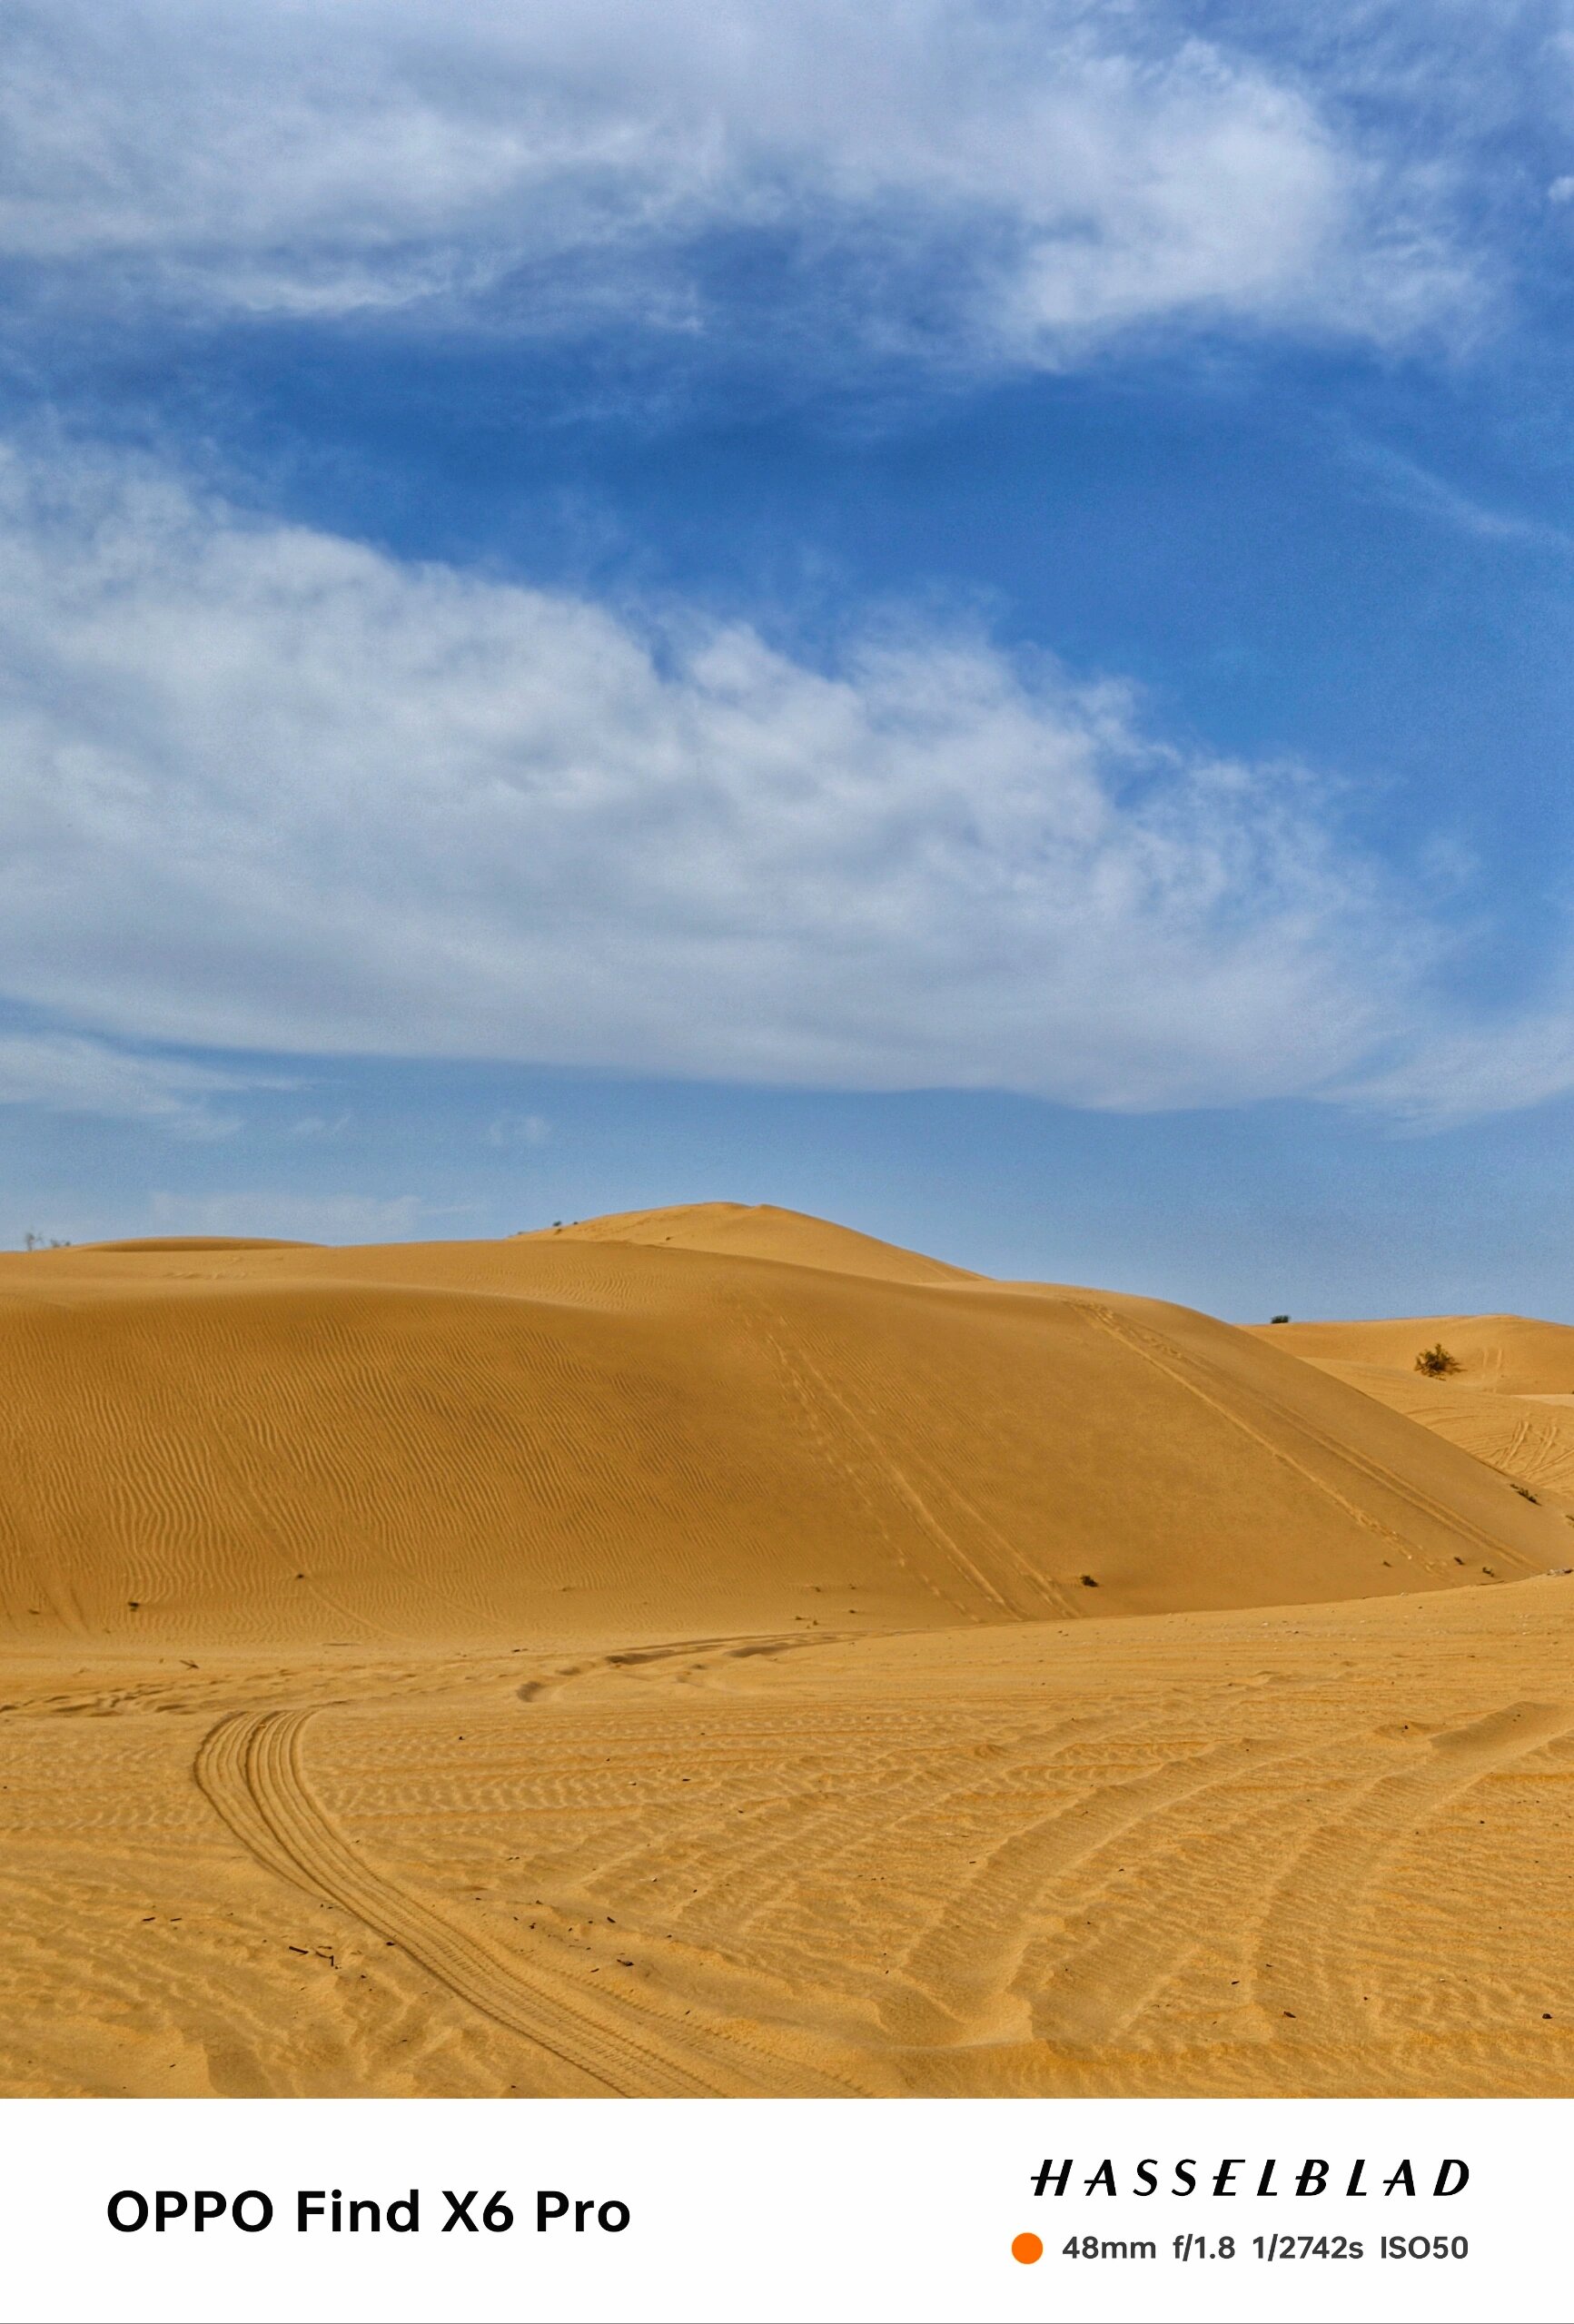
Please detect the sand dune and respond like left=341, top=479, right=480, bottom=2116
left=1, top=1213, right=1560, bottom=1647
left=1249, top=1313, right=1574, bottom=1518
left=2, top=1206, right=1570, bottom=2097
left=1296, top=1361, right=1574, bottom=1513
left=1252, top=1311, right=1574, bottom=1397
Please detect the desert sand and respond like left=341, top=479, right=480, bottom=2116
left=1, top=1206, right=1570, bottom=2096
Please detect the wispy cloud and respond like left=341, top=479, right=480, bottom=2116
left=0, top=443, right=1430, bottom=1114
left=0, top=1026, right=282, bottom=1136
left=0, top=2, right=1470, bottom=364
left=1347, top=440, right=1574, bottom=549
left=1337, top=1006, right=1574, bottom=1127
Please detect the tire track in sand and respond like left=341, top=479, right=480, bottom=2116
left=195, top=1704, right=739, bottom=2096
left=1252, top=1699, right=1574, bottom=2030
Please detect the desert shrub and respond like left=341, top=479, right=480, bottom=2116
left=1270, top=1313, right=1290, bottom=1324
left=1415, top=1342, right=1461, bottom=1377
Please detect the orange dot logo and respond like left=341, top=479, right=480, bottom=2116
left=1012, top=2232, right=1044, bottom=2265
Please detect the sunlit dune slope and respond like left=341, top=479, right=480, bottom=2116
left=1251, top=1312, right=1574, bottom=1396
left=1304, top=1360, right=1574, bottom=1502
left=0, top=1208, right=1560, bottom=1648
left=1248, top=1313, right=1574, bottom=1515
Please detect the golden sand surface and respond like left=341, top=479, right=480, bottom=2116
left=2, top=1206, right=1570, bottom=2097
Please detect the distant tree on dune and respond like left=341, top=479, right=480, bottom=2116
left=1415, top=1342, right=1461, bottom=1377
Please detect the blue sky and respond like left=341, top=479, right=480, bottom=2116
left=5, top=1, right=1574, bottom=1316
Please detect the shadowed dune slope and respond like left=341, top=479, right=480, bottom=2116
left=0, top=1209, right=1562, bottom=1649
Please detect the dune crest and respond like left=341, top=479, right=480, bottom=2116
left=519, top=1200, right=979, bottom=1285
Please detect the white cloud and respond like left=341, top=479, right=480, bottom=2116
left=0, top=1, right=1464, bottom=360
left=0, top=1027, right=272, bottom=1136
left=1337, top=1009, right=1574, bottom=1128
left=0, top=444, right=1428, bottom=1113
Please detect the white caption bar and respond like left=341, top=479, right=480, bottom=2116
left=0, top=2095, right=1562, bottom=2323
